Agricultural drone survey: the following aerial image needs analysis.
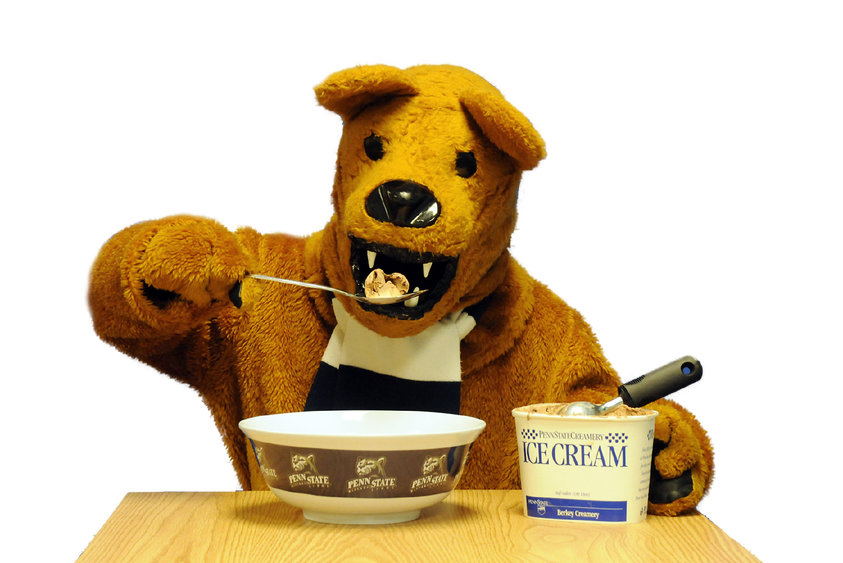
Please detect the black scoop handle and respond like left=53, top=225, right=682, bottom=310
left=618, top=356, right=703, bottom=407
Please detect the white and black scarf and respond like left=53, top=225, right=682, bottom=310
left=304, top=299, right=478, bottom=414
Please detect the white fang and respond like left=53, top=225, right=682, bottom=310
left=404, top=288, right=421, bottom=308
left=367, top=251, right=377, bottom=269
left=422, top=262, right=432, bottom=278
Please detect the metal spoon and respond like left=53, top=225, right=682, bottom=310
left=246, top=274, right=427, bottom=305
left=558, top=356, right=703, bottom=416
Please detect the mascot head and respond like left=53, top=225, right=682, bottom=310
left=316, top=64, right=545, bottom=338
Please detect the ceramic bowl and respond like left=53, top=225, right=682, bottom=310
left=239, top=410, right=486, bottom=524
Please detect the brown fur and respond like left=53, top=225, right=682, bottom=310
left=88, top=64, right=712, bottom=514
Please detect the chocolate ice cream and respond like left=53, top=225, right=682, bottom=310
left=515, top=402, right=656, bottom=418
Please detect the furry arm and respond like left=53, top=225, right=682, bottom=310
left=88, top=215, right=258, bottom=370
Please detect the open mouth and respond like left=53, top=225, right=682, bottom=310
left=349, top=234, right=458, bottom=320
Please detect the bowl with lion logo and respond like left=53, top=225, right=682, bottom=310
left=239, top=410, right=486, bottom=524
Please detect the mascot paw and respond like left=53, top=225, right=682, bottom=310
left=137, top=218, right=254, bottom=309
left=647, top=401, right=708, bottom=516
left=649, top=441, right=694, bottom=504
left=650, top=475, right=695, bottom=507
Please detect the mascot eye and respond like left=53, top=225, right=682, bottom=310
left=364, top=134, right=385, bottom=161
left=455, top=151, right=477, bottom=178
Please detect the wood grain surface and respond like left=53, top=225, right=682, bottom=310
left=77, top=491, right=760, bottom=562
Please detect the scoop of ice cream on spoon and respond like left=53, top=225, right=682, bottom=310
left=244, top=273, right=424, bottom=305
left=364, top=268, right=410, bottom=298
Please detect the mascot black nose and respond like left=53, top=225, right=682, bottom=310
left=365, top=180, right=441, bottom=228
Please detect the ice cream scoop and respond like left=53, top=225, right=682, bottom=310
left=559, top=356, right=703, bottom=416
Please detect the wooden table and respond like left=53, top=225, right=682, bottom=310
left=77, top=491, right=759, bottom=562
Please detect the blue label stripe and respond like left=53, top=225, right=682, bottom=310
left=526, top=496, right=628, bottom=522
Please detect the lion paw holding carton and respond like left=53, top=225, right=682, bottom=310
left=89, top=64, right=713, bottom=516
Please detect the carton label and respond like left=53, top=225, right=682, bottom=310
left=514, top=414, right=656, bottom=524
left=520, top=429, right=629, bottom=468
left=526, top=496, right=628, bottom=522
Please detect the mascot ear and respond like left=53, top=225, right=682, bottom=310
left=315, top=65, right=421, bottom=121
left=460, top=89, right=546, bottom=170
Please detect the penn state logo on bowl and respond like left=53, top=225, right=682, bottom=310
left=253, top=446, right=277, bottom=478
left=289, top=453, right=330, bottom=488
left=347, top=456, right=397, bottom=493
left=410, top=454, right=451, bottom=493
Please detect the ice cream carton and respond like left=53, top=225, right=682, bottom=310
left=512, top=404, right=658, bottom=524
